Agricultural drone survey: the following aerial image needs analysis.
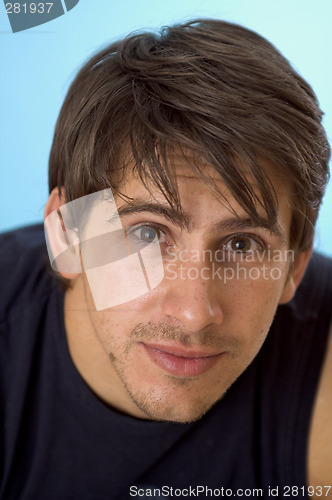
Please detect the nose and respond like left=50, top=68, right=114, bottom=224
left=161, top=261, right=224, bottom=333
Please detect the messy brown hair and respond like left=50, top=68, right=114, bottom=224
left=49, top=18, right=330, bottom=255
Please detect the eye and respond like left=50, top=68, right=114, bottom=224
left=132, top=226, right=161, bottom=244
left=224, top=235, right=262, bottom=253
left=126, top=225, right=168, bottom=249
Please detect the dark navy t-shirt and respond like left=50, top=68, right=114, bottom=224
left=0, top=225, right=331, bottom=499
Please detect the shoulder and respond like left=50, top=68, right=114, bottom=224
left=276, top=252, right=332, bottom=340
left=261, top=253, right=331, bottom=489
left=269, top=252, right=332, bottom=363
left=293, top=252, right=332, bottom=318
left=307, top=320, right=332, bottom=492
left=304, top=254, right=332, bottom=492
left=0, top=224, right=54, bottom=323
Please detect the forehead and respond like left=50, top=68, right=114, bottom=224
left=119, top=154, right=291, bottom=211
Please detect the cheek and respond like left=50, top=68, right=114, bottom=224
left=86, top=309, right=126, bottom=355
left=224, top=271, right=286, bottom=348
left=88, top=298, right=158, bottom=356
left=90, top=288, right=165, bottom=340
left=226, top=259, right=288, bottom=308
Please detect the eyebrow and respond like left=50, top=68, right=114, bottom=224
left=114, top=202, right=191, bottom=230
left=211, top=217, right=286, bottom=243
left=113, top=201, right=286, bottom=242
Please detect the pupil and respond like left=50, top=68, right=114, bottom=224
left=234, top=239, right=247, bottom=250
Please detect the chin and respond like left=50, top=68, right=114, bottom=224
left=157, top=400, right=220, bottom=423
left=135, top=390, right=224, bottom=423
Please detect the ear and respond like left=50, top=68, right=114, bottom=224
left=44, top=187, right=81, bottom=280
left=44, top=186, right=65, bottom=220
left=279, top=248, right=312, bottom=304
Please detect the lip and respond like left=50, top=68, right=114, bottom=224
left=142, top=343, right=224, bottom=378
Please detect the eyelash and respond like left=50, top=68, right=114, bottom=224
left=222, top=233, right=266, bottom=253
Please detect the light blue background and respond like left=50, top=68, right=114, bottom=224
left=1, top=0, right=331, bottom=256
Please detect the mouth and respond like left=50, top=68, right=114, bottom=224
left=142, top=342, right=225, bottom=378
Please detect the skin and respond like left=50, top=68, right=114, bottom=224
left=45, top=158, right=332, bottom=493
left=45, top=159, right=311, bottom=424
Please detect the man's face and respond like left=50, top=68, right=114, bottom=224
left=72, top=159, right=298, bottom=423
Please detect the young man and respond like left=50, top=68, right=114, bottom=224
left=0, top=19, right=331, bottom=500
